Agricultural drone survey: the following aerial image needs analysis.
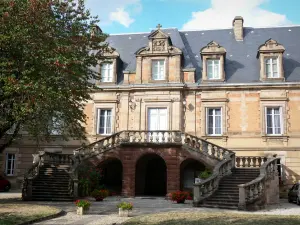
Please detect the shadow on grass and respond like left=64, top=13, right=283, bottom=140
left=0, top=212, right=41, bottom=225
left=124, top=213, right=300, bottom=225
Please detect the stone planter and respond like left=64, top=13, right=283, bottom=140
left=76, top=207, right=89, bottom=215
left=119, top=208, right=130, bottom=217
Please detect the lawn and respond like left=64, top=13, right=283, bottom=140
left=124, top=212, right=300, bottom=225
left=0, top=203, right=60, bottom=225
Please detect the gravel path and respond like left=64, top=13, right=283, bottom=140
left=1, top=192, right=300, bottom=225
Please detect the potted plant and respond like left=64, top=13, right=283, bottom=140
left=198, top=169, right=212, bottom=180
left=117, top=202, right=133, bottom=217
left=75, top=200, right=91, bottom=215
left=91, top=189, right=109, bottom=201
left=170, top=191, right=189, bottom=204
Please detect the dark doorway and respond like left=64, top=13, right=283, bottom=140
left=99, top=158, right=123, bottom=194
left=135, top=154, right=167, bottom=196
left=180, top=159, right=205, bottom=191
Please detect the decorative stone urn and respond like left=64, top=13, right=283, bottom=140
left=77, top=207, right=89, bottom=215
left=77, top=207, right=84, bottom=215
left=118, top=208, right=130, bottom=217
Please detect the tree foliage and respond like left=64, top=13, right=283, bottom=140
left=0, top=0, right=108, bottom=152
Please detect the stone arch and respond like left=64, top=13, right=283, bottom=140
left=97, top=157, right=123, bottom=195
left=135, top=153, right=167, bottom=196
left=180, top=158, right=206, bottom=191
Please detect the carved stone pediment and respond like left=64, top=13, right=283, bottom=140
left=257, top=39, right=285, bottom=58
left=135, top=27, right=182, bottom=56
left=201, top=41, right=226, bottom=55
left=97, top=46, right=119, bottom=58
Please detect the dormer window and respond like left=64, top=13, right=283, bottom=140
left=257, top=39, right=285, bottom=81
left=200, top=41, right=226, bottom=82
left=207, top=59, right=221, bottom=79
left=152, top=59, right=165, bottom=80
left=265, top=57, right=279, bottom=78
left=101, top=63, right=113, bottom=82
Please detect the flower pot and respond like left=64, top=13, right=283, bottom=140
left=176, top=199, right=185, bottom=204
left=77, top=207, right=84, bottom=215
left=119, top=208, right=130, bottom=217
left=95, top=198, right=104, bottom=201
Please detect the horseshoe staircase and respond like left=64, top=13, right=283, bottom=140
left=22, top=130, right=279, bottom=210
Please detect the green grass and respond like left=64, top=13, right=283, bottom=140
left=124, top=212, right=300, bottom=225
left=0, top=204, right=60, bottom=225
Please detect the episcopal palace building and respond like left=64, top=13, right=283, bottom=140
left=1, top=17, right=300, bottom=198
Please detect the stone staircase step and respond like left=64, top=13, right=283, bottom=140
left=200, top=204, right=238, bottom=210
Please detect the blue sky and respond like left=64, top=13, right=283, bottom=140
left=85, top=0, right=300, bottom=34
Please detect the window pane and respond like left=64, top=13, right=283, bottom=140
left=215, top=116, right=221, bottom=134
left=207, top=64, right=213, bottom=79
left=152, top=60, right=165, bottom=80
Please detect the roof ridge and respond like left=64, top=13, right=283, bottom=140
left=180, top=24, right=300, bottom=32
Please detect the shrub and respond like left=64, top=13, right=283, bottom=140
left=75, top=200, right=91, bottom=210
left=78, top=163, right=103, bottom=196
left=199, top=169, right=212, bottom=179
left=170, top=191, right=189, bottom=202
left=117, top=202, right=133, bottom=210
left=91, top=189, right=109, bottom=200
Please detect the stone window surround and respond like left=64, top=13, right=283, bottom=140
left=93, top=103, right=116, bottom=136
left=149, top=57, right=169, bottom=83
left=143, top=103, right=171, bottom=130
left=200, top=101, right=227, bottom=139
left=260, top=100, right=287, bottom=138
left=97, top=59, right=117, bottom=85
left=257, top=39, right=285, bottom=82
left=259, top=53, right=284, bottom=81
left=202, top=55, right=225, bottom=82
left=3, top=148, right=19, bottom=177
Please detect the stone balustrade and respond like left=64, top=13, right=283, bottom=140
left=235, top=156, right=268, bottom=168
left=238, top=157, right=279, bottom=210
left=193, top=152, right=235, bottom=205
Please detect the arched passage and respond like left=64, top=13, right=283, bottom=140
left=98, top=158, right=123, bottom=195
left=135, top=154, right=167, bottom=196
left=180, top=159, right=206, bottom=191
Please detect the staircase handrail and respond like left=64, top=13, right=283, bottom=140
left=238, top=157, right=278, bottom=209
left=182, top=133, right=234, bottom=160
left=193, top=151, right=235, bottom=205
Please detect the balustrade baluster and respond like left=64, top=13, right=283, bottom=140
left=236, top=157, right=241, bottom=168
left=216, top=147, right=221, bottom=159
left=211, top=146, right=215, bottom=157
left=242, top=157, right=246, bottom=167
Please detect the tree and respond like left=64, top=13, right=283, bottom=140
left=0, top=0, right=108, bottom=153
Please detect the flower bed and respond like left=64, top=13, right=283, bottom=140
left=170, top=191, right=189, bottom=203
left=91, top=189, right=109, bottom=201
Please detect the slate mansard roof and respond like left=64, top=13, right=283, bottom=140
left=105, top=26, right=300, bottom=84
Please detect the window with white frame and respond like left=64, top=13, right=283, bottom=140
left=50, top=116, right=63, bottom=135
left=265, top=57, right=279, bottom=78
left=206, top=108, right=222, bottom=135
left=5, top=153, right=16, bottom=176
left=266, top=107, right=282, bottom=135
left=207, top=59, right=221, bottom=79
left=101, top=63, right=113, bottom=82
left=97, top=109, right=112, bottom=135
left=152, top=60, right=165, bottom=80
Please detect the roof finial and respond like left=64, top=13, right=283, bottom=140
left=156, top=24, right=162, bottom=29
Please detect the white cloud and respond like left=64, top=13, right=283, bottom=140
left=109, top=8, right=134, bottom=27
left=182, top=0, right=291, bottom=30
left=85, top=0, right=141, bottom=27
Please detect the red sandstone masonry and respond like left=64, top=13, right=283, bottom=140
left=89, top=145, right=217, bottom=196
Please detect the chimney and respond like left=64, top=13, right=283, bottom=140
left=232, top=16, right=244, bottom=41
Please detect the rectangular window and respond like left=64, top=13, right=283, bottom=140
left=152, top=60, right=165, bottom=80
left=97, top=109, right=112, bottom=135
left=206, top=108, right=222, bottom=135
left=101, top=63, right=113, bottom=82
left=265, top=57, right=279, bottom=78
left=266, top=107, right=282, bottom=135
left=207, top=59, right=220, bottom=79
left=5, top=153, right=16, bottom=176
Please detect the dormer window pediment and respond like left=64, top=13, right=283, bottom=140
left=201, top=41, right=226, bottom=82
left=257, top=39, right=285, bottom=82
left=97, top=46, right=120, bottom=84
